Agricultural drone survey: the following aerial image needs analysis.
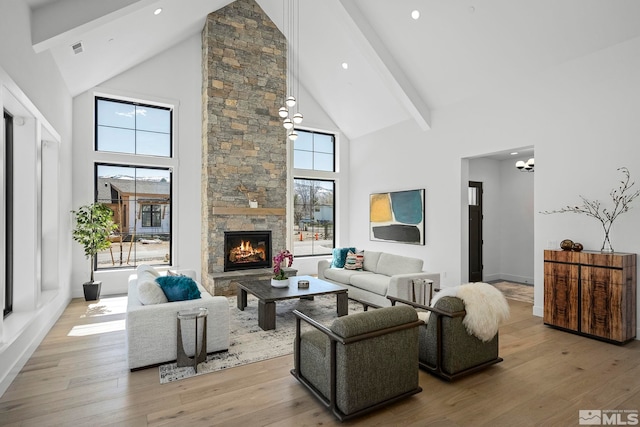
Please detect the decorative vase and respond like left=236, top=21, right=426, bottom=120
left=572, top=242, right=584, bottom=252
left=271, top=278, right=289, bottom=288
left=601, top=231, right=614, bottom=253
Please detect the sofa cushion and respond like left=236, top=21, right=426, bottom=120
left=137, top=264, right=161, bottom=277
left=363, top=251, right=382, bottom=273
left=376, top=252, right=423, bottom=277
left=156, top=276, right=201, bottom=302
left=344, top=251, right=364, bottom=270
left=137, top=270, right=168, bottom=305
left=350, top=273, right=390, bottom=296
left=324, top=268, right=372, bottom=284
left=331, top=247, right=357, bottom=268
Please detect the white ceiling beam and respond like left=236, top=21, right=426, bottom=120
left=338, top=0, right=431, bottom=131
left=31, top=0, right=157, bottom=53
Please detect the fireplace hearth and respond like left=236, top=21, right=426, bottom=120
left=224, top=231, right=272, bottom=272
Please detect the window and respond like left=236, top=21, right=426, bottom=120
left=95, top=164, right=171, bottom=269
left=94, top=95, right=173, bottom=269
left=95, top=97, right=172, bottom=157
left=293, top=129, right=335, bottom=172
left=294, top=179, right=334, bottom=256
left=3, top=111, right=13, bottom=317
left=141, top=204, right=162, bottom=227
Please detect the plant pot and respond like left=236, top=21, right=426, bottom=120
left=271, top=278, right=289, bottom=288
left=83, top=281, right=102, bottom=301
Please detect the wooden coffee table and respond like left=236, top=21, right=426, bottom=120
left=236, top=275, right=348, bottom=330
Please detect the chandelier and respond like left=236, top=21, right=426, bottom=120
left=278, top=0, right=303, bottom=141
left=516, top=158, right=535, bottom=172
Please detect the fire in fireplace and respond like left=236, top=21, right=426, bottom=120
left=224, top=231, right=272, bottom=272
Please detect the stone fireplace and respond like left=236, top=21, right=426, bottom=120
left=200, top=0, right=289, bottom=295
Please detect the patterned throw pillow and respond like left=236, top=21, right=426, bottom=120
left=344, top=251, right=364, bottom=270
left=330, top=247, right=357, bottom=268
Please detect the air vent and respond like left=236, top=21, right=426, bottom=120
left=71, top=41, right=83, bottom=55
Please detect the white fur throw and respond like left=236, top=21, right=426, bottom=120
left=430, top=282, right=510, bottom=342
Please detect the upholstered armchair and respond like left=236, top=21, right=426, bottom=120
left=388, top=282, right=509, bottom=381
left=291, top=305, right=423, bottom=421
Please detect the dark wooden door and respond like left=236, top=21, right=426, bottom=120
left=468, top=181, right=483, bottom=282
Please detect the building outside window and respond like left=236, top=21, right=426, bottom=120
left=94, top=96, right=173, bottom=269
left=293, top=129, right=336, bottom=256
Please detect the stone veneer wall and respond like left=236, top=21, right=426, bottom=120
left=201, top=0, right=287, bottom=295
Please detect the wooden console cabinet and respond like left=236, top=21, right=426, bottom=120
left=544, top=249, right=636, bottom=344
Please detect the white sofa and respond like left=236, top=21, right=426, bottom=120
left=126, top=268, right=230, bottom=370
left=318, top=250, right=440, bottom=308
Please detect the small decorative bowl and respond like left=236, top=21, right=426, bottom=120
left=560, top=239, right=574, bottom=251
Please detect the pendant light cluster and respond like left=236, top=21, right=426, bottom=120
left=278, top=0, right=303, bottom=141
left=516, top=158, right=535, bottom=172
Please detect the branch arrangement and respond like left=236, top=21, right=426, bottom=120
left=541, top=167, right=640, bottom=251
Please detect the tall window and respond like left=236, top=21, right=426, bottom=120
left=3, top=111, right=13, bottom=317
left=94, top=96, right=173, bottom=269
left=293, top=129, right=336, bottom=256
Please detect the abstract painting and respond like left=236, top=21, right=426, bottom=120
left=370, top=189, right=425, bottom=244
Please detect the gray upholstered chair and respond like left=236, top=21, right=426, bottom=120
left=388, top=295, right=503, bottom=381
left=290, top=305, right=423, bottom=421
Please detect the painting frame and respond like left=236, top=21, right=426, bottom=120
left=369, top=189, right=425, bottom=245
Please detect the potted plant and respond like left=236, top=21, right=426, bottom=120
left=271, top=249, right=293, bottom=288
left=72, top=202, right=117, bottom=300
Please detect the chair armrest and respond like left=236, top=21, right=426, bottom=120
left=387, top=272, right=440, bottom=304
left=386, top=296, right=466, bottom=319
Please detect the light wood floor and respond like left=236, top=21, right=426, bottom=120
left=1, top=295, right=640, bottom=426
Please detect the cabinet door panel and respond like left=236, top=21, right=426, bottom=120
left=544, top=262, right=579, bottom=330
left=581, top=267, right=618, bottom=340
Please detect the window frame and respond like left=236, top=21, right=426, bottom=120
left=3, top=110, right=13, bottom=317
left=293, top=129, right=335, bottom=172
left=94, top=96, right=173, bottom=157
left=93, top=93, right=175, bottom=271
left=292, top=128, right=338, bottom=258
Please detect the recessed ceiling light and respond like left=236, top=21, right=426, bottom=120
left=510, top=152, right=519, bottom=155
left=341, top=62, right=349, bottom=70
left=411, top=10, right=420, bottom=20
left=154, top=8, right=163, bottom=15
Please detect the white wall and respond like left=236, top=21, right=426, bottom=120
left=290, top=84, right=350, bottom=276
left=348, top=35, right=640, bottom=329
left=72, top=34, right=203, bottom=295
left=0, top=0, right=73, bottom=397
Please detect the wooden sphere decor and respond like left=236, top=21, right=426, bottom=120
left=560, top=239, right=574, bottom=251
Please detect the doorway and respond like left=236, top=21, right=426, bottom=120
left=468, top=181, right=483, bottom=282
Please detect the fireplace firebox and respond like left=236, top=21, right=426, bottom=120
left=224, top=231, right=272, bottom=272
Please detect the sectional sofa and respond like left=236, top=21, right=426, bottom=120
left=318, top=250, right=440, bottom=308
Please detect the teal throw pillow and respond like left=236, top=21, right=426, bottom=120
left=331, top=247, right=357, bottom=268
left=156, top=276, right=201, bottom=302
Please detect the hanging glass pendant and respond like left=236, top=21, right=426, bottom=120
left=293, top=112, right=303, bottom=124
left=285, top=96, right=296, bottom=107
left=278, top=107, right=288, bottom=118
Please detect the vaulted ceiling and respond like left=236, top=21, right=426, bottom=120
left=25, top=0, right=640, bottom=140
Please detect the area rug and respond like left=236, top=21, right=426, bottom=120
left=159, top=294, right=363, bottom=384
left=491, top=281, right=534, bottom=304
